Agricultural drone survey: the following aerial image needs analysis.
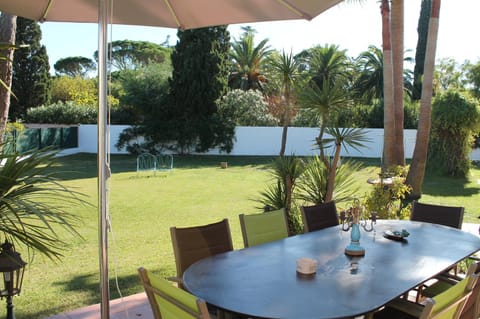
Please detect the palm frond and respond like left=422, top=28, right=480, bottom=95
left=0, top=145, right=90, bottom=260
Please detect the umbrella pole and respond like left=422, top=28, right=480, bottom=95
left=98, top=0, right=110, bottom=318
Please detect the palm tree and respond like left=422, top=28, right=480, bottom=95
left=406, top=0, right=442, bottom=198
left=297, top=44, right=352, bottom=164
left=381, top=0, right=396, bottom=168
left=267, top=50, right=301, bottom=156
left=296, top=45, right=366, bottom=203
left=354, top=45, right=414, bottom=105
left=229, top=28, right=271, bottom=92
left=0, top=13, right=17, bottom=144
left=348, top=0, right=405, bottom=168
left=354, top=45, right=384, bottom=103
left=391, top=0, right=405, bottom=165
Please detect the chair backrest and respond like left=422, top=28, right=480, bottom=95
left=239, top=208, right=289, bottom=248
left=421, top=273, right=478, bottom=319
left=411, top=201, right=464, bottom=229
left=459, top=262, right=480, bottom=319
left=300, top=201, right=339, bottom=233
left=138, top=267, right=211, bottom=319
left=170, top=219, right=233, bottom=287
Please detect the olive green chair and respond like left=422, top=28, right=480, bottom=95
left=373, top=273, right=478, bottom=319
left=138, top=267, right=212, bottom=319
left=419, top=261, right=480, bottom=319
left=239, top=208, right=289, bottom=248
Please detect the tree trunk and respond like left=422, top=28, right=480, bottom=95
left=406, top=0, right=441, bottom=199
left=391, top=0, right=405, bottom=165
left=381, top=0, right=396, bottom=169
left=325, top=142, right=341, bottom=202
left=279, top=124, right=288, bottom=156
left=279, top=95, right=291, bottom=157
left=0, top=13, right=17, bottom=144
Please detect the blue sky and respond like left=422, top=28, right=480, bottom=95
left=40, top=0, right=479, bottom=73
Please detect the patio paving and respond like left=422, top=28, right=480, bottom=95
left=45, top=292, right=152, bottom=319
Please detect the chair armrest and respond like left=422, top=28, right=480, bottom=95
left=167, top=276, right=184, bottom=284
left=386, top=298, right=424, bottom=317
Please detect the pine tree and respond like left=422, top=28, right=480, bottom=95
left=11, top=17, right=51, bottom=120
left=164, top=26, right=233, bottom=153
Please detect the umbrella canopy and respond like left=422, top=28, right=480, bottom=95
left=0, top=0, right=343, bottom=29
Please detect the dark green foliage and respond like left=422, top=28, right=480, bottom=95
left=11, top=17, right=51, bottom=120
left=428, top=90, right=480, bottom=176
left=117, top=65, right=171, bottom=124
left=467, top=62, right=480, bottom=99
left=412, top=0, right=431, bottom=100
left=93, top=40, right=170, bottom=71
left=25, top=101, right=97, bottom=124
left=54, top=56, right=96, bottom=77
left=117, top=27, right=234, bottom=154
left=141, top=26, right=234, bottom=154
left=335, top=99, right=418, bottom=129
left=353, top=45, right=384, bottom=104
left=352, top=45, right=414, bottom=105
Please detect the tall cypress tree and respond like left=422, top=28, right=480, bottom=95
left=11, top=17, right=51, bottom=120
left=165, top=25, right=233, bottom=153
left=412, top=0, right=431, bottom=101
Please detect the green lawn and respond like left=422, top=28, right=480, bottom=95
left=7, top=154, right=480, bottom=318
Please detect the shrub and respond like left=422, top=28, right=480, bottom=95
left=217, top=89, right=277, bottom=126
left=25, top=101, right=97, bottom=124
left=51, top=76, right=97, bottom=106
left=428, top=90, right=480, bottom=176
left=363, top=166, right=412, bottom=219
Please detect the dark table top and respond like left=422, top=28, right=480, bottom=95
left=183, top=220, right=480, bottom=319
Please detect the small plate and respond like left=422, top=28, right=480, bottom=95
left=383, top=230, right=407, bottom=241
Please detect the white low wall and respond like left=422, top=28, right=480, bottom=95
left=58, top=125, right=480, bottom=161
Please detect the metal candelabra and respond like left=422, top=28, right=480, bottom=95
left=340, top=199, right=377, bottom=256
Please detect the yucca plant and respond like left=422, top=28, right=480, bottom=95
left=320, top=127, right=370, bottom=202
left=0, top=144, right=88, bottom=260
left=297, top=155, right=362, bottom=207
left=257, top=155, right=305, bottom=234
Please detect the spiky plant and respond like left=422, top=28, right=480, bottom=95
left=0, top=144, right=88, bottom=260
left=297, top=156, right=362, bottom=206
left=257, top=155, right=305, bottom=234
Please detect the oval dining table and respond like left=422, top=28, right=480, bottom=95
left=183, top=219, right=480, bottom=319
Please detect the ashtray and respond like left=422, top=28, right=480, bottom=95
left=383, top=229, right=409, bottom=241
left=296, top=257, right=317, bottom=275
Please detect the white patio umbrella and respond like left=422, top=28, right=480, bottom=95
left=0, top=1, right=344, bottom=318
left=1, top=0, right=343, bottom=28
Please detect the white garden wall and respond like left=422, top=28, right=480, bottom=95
left=58, top=125, right=480, bottom=161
